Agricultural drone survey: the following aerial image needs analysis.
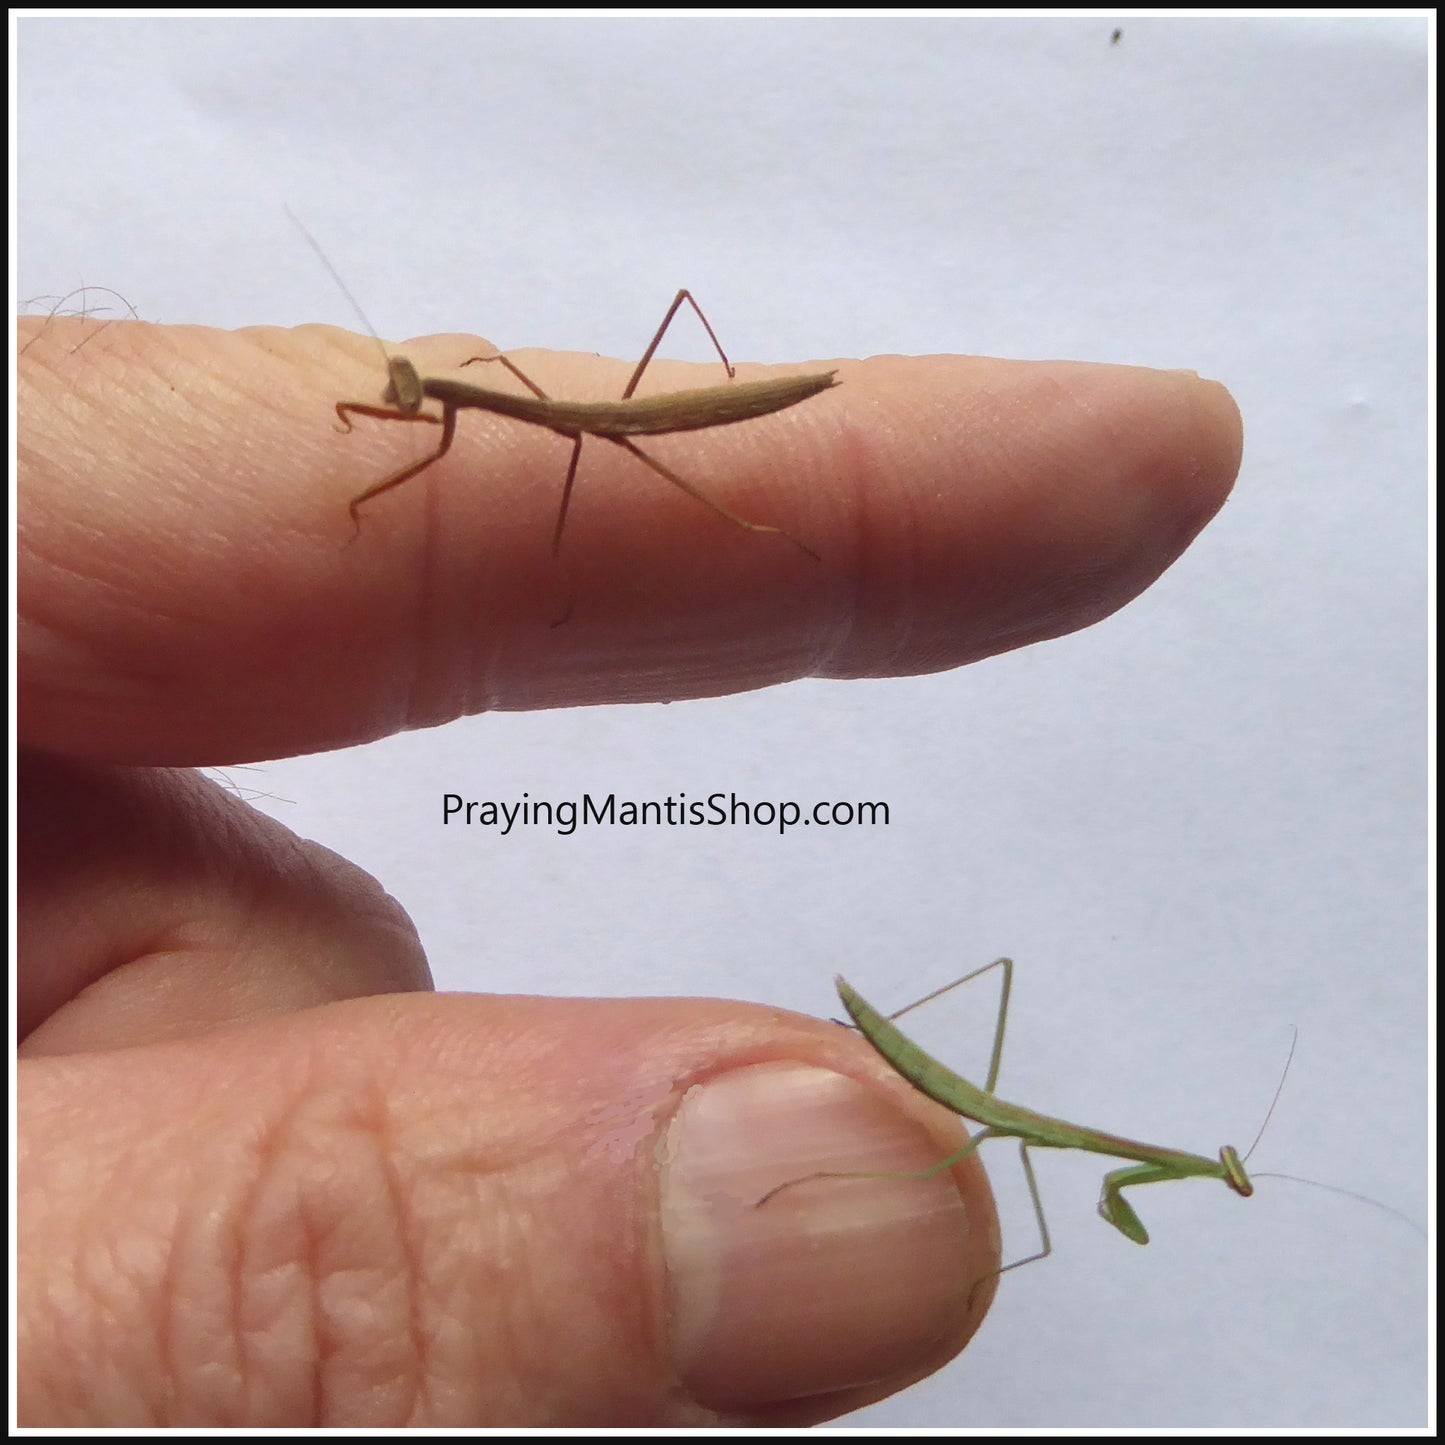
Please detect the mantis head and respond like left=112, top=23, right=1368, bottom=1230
left=383, top=356, right=424, bottom=414
left=1220, top=1145, right=1253, bottom=1197
left=1096, top=1146, right=1255, bottom=1247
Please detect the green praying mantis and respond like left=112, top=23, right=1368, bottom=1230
left=761, top=958, right=1421, bottom=1287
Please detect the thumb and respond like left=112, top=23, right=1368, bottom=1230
left=18, top=990, right=996, bottom=1427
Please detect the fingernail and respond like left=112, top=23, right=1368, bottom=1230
left=658, top=1062, right=988, bottom=1410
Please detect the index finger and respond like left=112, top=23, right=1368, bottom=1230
left=18, top=319, right=1241, bottom=765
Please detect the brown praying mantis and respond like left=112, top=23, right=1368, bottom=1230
left=293, top=217, right=836, bottom=557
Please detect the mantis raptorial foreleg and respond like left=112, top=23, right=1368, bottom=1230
left=336, top=396, right=451, bottom=529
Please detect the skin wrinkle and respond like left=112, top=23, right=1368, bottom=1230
left=803, top=405, right=871, bottom=676
left=820, top=410, right=934, bottom=677
left=223, top=1065, right=417, bottom=1424
left=183, top=1154, right=248, bottom=1424
left=345, top=368, right=537, bottom=732
left=75, top=1083, right=196, bottom=1423
left=387, top=441, right=447, bottom=738
left=158, top=1170, right=185, bottom=1422
left=233, top=1075, right=313, bottom=1426
left=298, top=1091, right=370, bottom=1424
left=100, top=999, right=569, bottom=1416
left=834, top=375, right=1013, bottom=677
left=373, top=1086, right=428, bottom=1426
left=229, top=1149, right=255, bottom=1424
left=301, top=1176, right=324, bottom=1427
left=301, top=1077, right=421, bottom=1425
left=68, top=1171, right=129, bottom=1419
left=282, top=1059, right=607, bottom=1424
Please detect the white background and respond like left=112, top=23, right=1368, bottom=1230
left=16, top=13, right=1429, bottom=1429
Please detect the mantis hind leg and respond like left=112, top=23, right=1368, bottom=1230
left=887, top=957, right=1015, bottom=1095
left=754, top=1123, right=999, bottom=1209
left=622, top=289, right=735, bottom=399
left=964, top=1140, right=1053, bottom=1314
left=754, top=1125, right=1044, bottom=1313
left=462, top=290, right=732, bottom=403
left=455, top=354, right=582, bottom=555
left=999, top=1142, right=1052, bottom=1275
left=609, top=436, right=820, bottom=562
left=455, top=353, right=798, bottom=560
left=551, top=434, right=586, bottom=556
left=460, top=288, right=734, bottom=403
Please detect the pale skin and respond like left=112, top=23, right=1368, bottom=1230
left=17, top=312, right=1243, bottom=1424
